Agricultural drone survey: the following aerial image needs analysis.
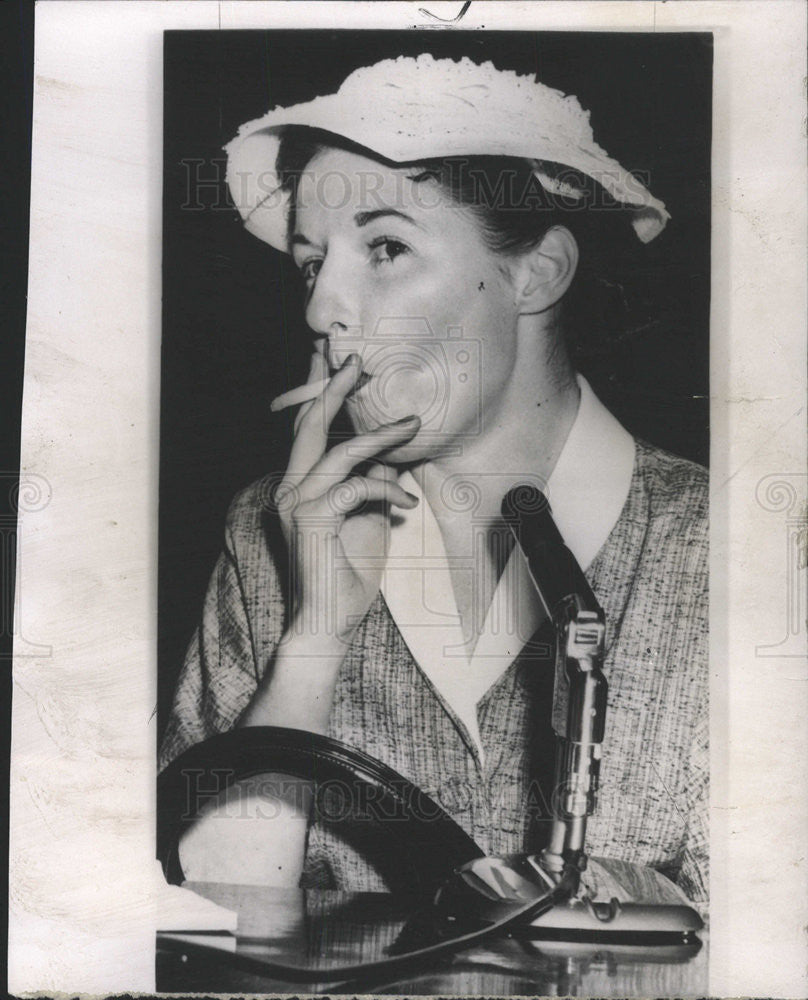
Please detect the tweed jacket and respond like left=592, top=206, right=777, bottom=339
left=160, top=436, right=708, bottom=907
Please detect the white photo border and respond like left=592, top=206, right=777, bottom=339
left=10, top=2, right=807, bottom=996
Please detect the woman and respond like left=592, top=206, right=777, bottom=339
left=160, top=54, right=708, bottom=907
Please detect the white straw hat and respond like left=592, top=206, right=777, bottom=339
left=224, top=54, right=670, bottom=251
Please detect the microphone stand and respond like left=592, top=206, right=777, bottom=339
left=501, top=484, right=607, bottom=894
left=433, top=486, right=703, bottom=941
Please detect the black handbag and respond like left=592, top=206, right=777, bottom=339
left=158, top=723, right=484, bottom=895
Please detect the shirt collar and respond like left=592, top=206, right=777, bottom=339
left=543, top=374, right=636, bottom=571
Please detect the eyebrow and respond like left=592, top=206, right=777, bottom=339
left=290, top=207, right=423, bottom=252
left=290, top=232, right=314, bottom=249
left=353, top=208, right=422, bottom=229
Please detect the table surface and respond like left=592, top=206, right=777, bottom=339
left=157, top=881, right=708, bottom=996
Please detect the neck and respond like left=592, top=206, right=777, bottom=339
left=409, top=335, right=581, bottom=533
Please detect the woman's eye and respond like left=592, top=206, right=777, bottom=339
left=299, top=258, right=322, bottom=282
left=370, top=238, right=410, bottom=267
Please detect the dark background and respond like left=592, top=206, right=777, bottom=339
left=159, top=30, right=712, bottom=742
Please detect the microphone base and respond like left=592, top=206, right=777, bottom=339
left=434, top=853, right=704, bottom=942
left=525, top=900, right=702, bottom=939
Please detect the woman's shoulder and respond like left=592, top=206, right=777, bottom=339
left=616, top=440, right=709, bottom=574
left=633, top=438, right=708, bottom=524
left=218, top=475, right=290, bottom=628
left=224, top=474, right=278, bottom=530
left=591, top=439, right=708, bottom=640
left=220, top=474, right=285, bottom=562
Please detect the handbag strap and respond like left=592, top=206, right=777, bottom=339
left=158, top=726, right=484, bottom=895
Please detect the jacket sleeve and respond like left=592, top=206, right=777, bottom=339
left=158, top=482, right=286, bottom=771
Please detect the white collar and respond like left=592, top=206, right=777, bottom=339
left=379, top=375, right=635, bottom=757
left=542, top=374, right=636, bottom=571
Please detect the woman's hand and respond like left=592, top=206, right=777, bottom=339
left=278, top=351, right=420, bottom=646
left=239, top=350, right=419, bottom=733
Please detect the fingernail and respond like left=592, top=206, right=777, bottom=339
left=341, top=353, right=361, bottom=369
left=405, top=491, right=419, bottom=504
left=390, top=415, right=420, bottom=426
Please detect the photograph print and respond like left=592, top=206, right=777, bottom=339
left=156, top=27, right=711, bottom=995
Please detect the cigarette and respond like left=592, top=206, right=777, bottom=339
left=270, top=377, right=331, bottom=412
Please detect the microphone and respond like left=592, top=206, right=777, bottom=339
left=500, top=485, right=607, bottom=880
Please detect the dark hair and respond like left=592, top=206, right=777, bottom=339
left=275, top=128, right=597, bottom=251
left=275, top=127, right=637, bottom=358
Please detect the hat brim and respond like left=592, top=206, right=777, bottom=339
left=224, top=59, right=670, bottom=250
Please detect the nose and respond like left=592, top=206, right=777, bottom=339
left=304, top=254, right=360, bottom=365
left=312, top=322, right=357, bottom=373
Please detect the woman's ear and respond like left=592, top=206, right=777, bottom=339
left=511, top=226, right=579, bottom=314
